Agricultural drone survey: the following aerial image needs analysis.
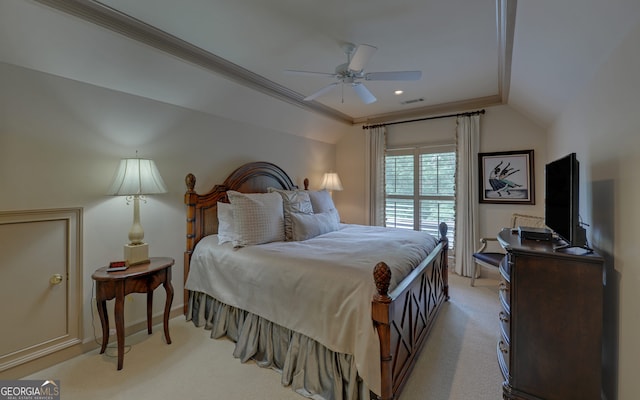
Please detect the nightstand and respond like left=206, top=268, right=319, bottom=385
left=92, top=257, right=175, bottom=370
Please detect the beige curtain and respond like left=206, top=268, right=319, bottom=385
left=455, top=115, right=480, bottom=277
left=365, top=126, right=386, bottom=226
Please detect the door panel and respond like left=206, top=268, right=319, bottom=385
left=0, top=209, right=82, bottom=373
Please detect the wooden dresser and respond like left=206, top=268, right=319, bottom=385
left=496, top=228, right=604, bottom=400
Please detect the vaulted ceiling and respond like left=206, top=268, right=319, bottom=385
left=2, top=0, right=639, bottom=142
left=88, top=0, right=507, bottom=125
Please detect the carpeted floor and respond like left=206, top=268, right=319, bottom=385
left=23, top=270, right=503, bottom=400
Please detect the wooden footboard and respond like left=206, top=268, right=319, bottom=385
left=372, top=222, right=449, bottom=400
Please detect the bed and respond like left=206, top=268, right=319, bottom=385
left=183, top=161, right=449, bottom=400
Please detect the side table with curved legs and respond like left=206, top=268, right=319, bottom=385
left=92, top=257, right=175, bottom=370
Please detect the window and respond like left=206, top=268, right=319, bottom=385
left=385, top=146, right=456, bottom=249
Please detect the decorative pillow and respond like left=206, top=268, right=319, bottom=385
left=307, top=190, right=340, bottom=223
left=227, top=191, right=285, bottom=247
left=290, top=209, right=340, bottom=241
left=217, top=202, right=236, bottom=245
left=268, top=188, right=314, bottom=241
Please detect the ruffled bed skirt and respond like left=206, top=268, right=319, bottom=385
left=186, top=291, right=370, bottom=400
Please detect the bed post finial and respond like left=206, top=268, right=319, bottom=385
left=438, top=222, right=447, bottom=239
left=373, top=262, right=392, bottom=303
left=304, top=178, right=309, bottom=190
left=186, top=173, right=196, bottom=191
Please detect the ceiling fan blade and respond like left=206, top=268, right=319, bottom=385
left=284, top=69, right=337, bottom=78
left=304, top=82, right=340, bottom=101
left=348, top=44, right=377, bottom=73
left=352, top=83, right=377, bottom=104
left=365, top=71, right=422, bottom=81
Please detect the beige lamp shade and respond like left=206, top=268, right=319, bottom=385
left=107, top=158, right=167, bottom=196
left=321, top=172, right=343, bottom=191
left=107, top=157, right=167, bottom=265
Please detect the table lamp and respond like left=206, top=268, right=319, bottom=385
left=107, top=157, right=167, bottom=265
left=321, top=172, right=343, bottom=196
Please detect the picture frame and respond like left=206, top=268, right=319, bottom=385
left=478, top=149, right=535, bottom=204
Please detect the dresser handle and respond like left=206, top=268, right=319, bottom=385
left=499, top=311, right=509, bottom=322
left=499, top=340, right=509, bottom=354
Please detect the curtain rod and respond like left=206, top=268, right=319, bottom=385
left=361, top=109, right=485, bottom=130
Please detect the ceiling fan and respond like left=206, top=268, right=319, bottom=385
left=284, top=43, right=422, bottom=104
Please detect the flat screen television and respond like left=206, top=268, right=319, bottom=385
left=544, top=153, right=587, bottom=248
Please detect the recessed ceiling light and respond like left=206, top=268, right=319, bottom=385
left=394, top=90, right=404, bottom=95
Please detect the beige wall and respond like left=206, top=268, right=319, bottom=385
left=547, top=19, right=640, bottom=400
left=335, top=104, right=547, bottom=235
left=479, top=105, right=547, bottom=237
left=0, top=62, right=343, bottom=343
left=334, top=125, right=366, bottom=224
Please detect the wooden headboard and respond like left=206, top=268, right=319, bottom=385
left=183, top=161, right=302, bottom=312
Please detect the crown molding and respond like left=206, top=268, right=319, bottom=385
left=354, top=95, right=503, bottom=125
left=34, top=0, right=514, bottom=126
left=33, top=0, right=353, bottom=124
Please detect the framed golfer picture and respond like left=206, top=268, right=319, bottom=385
left=478, top=149, right=534, bottom=204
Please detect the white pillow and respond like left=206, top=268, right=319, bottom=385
left=227, top=191, right=285, bottom=247
left=217, top=202, right=236, bottom=245
left=290, top=209, right=340, bottom=241
left=268, top=188, right=313, bottom=241
left=307, top=190, right=340, bottom=223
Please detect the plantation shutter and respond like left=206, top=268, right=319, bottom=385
left=385, top=146, right=456, bottom=249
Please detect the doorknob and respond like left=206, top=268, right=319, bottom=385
left=50, top=274, right=63, bottom=285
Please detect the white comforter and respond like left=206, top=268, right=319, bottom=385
left=185, top=223, right=438, bottom=395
